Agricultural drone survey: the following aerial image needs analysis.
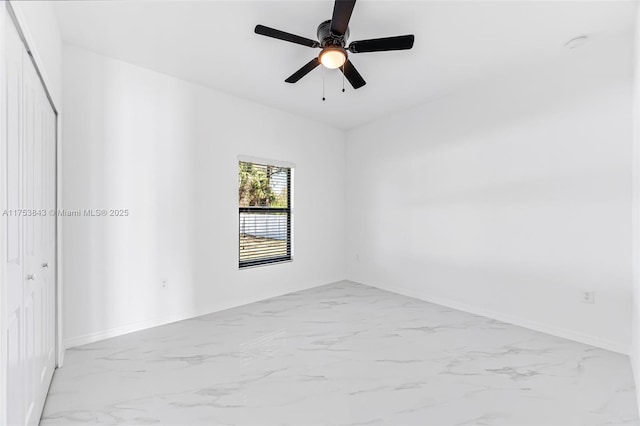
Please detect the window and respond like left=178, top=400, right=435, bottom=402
left=239, top=161, right=292, bottom=268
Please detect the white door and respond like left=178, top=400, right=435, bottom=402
left=6, top=12, right=26, bottom=426
left=23, top=41, right=56, bottom=424
left=4, top=11, right=57, bottom=426
left=35, top=58, right=57, bottom=419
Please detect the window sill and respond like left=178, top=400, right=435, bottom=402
left=238, top=259, right=293, bottom=270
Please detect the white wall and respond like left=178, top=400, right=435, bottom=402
left=346, top=32, right=634, bottom=354
left=0, top=3, right=8, bottom=423
left=631, top=2, right=640, bottom=414
left=61, top=45, right=346, bottom=347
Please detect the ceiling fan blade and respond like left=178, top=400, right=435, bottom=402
left=255, top=25, right=319, bottom=48
left=330, top=0, right=356, bottom=37
left=340, top=59, right=366, bottom=89
left=285, top=58, right=321, bottom=83
left=349, top=35, right=415, bottom=53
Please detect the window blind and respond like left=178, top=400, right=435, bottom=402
left=239, top=161, right=292, bottom=268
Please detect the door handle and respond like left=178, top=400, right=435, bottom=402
left=27, top=274, right=36, bottom=281
left=42, top=262, right=49, bottom=268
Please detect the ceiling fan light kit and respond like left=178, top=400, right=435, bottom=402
left=319, top=47, right=347, bottom=69
left=254, top=0, right=415, bottom=92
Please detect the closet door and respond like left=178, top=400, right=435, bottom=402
left=5, top=12, right=26, bottom=426
left=35, top=62, right=56, bottom=418
left=21, top=28, right=56, bottom=426
left=22, top=40, right=40, bottom=425
left=4, top=11, right=57, bottom=425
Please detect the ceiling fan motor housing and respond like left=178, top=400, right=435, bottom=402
left=317, top=19, right=349, bottom=47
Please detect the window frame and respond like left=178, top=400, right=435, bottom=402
left=238, top=162, right=292, bottom=269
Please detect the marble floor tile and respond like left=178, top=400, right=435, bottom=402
left=41, top=281, right=638, bottom=425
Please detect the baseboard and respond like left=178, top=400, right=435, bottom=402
left=56, top=347, right=65, bottom=368
left=64, top=279, right=347, bottom=349
left=633, top=358, right=640, bottom=418
left=349, top=279, right=629, bottom=355
left=64, top=309, right=204, bottom=348
left=65, top=278, right=629, bottom=355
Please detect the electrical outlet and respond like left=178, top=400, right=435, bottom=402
left=581, top=291, right=595, bottom=304
left=161, top=280, right=168, bottom=289
left=355, top=254, right=360, bottom=261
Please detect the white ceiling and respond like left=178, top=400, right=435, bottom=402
left=53, top=0, right=637, bottom=130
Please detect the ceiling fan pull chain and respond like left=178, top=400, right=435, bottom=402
left=322, top=66, right=326, bottom=101
left=342, top=65, right=346, bottom=93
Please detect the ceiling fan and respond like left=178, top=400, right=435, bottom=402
left=254, top=0, right=415, bottom=90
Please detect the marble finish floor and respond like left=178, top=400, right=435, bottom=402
left=41, top=281, right=638, bottom=425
